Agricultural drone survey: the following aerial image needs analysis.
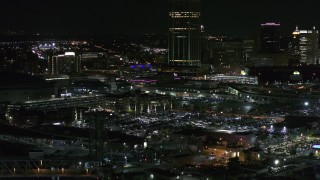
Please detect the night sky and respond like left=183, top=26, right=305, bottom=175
left=0, top=0, right=318, bottom=37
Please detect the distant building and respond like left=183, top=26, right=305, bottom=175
left=168, top=0, right=201, bottom=67
left=0, top=72, right=104, bottom=125
left=260, top=22, right=281, bottom=53
left=208, top=37, right=244, bottom=74
left=206, top=74, right=258, bottom=84
left=243, top=39, right=256, bottom=66
left=5, top=95, right=104, bottom=125
left=159, top=65, right=207, bottom=81
left=48, top=52, right=81, bottom=75
left=291, top=26, right=319, bottom=65
left=246, top=23, right=290, bottom=67
left=249, top=52, right=289, bottom=67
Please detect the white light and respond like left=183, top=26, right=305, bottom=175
left=304, top=102, right=309, bottom=106
left=65, top=52, right=75, bottom=56
left=274, top=159, right=279, bottom=165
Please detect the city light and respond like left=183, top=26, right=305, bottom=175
left=1, top=0, right=319, bottom=179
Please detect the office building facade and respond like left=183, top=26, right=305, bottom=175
left=292, top=26, right=319, bottom=65
left=208, top=37, right=244, bottom=74
left=260, top=22, right=281, bottom=53
left=168, top=0, right=201, bottom=67
left=49, top=52, right=81, bottom=75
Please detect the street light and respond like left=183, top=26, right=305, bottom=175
left=274, top=159, right=279, bottom=166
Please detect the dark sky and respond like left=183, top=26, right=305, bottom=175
left=0, top=0, right=318, bottom=37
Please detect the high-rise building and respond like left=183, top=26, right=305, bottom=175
left=208, top=37, right=244, bottom=74
left=168, top=0, right=201, bottom=67
left=49, top=52, right=81, bottom=75
left=243, top=39, right=256, bottom=66
left=260, top=22, right=281, bottom=53
left=292, top=26, right=319, bottom=65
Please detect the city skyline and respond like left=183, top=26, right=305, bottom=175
left=0, top=0, right=319, bottom=36
left=2, top=0, right=320, bottom=179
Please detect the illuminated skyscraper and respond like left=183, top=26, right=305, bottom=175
left=260, top=22, right=281, bottom=53
left=292, top=26, right=319, bottom=65
left=168, top=0, right=201, bottom=67
left=49, top=52, right=81, bottom=75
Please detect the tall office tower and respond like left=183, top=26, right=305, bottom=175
left=168, top=0, right=201, bottom=67
left=243, top=39, right=256, bottom=66
left=260, top=22, right=281, bottom=53
left=208, top=37, right=244, bottom=74
left=48, top=52, right=81, bottom=75
left=292, top=26, right=319, bottom=65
